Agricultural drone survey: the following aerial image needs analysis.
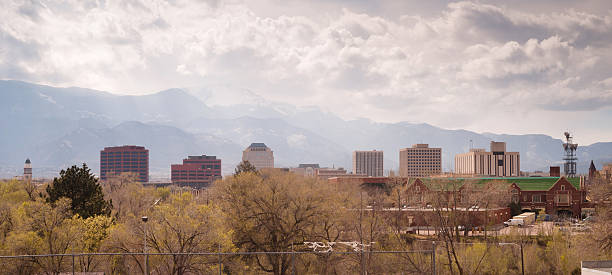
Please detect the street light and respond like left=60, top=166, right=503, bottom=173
left=142, top=216, right=149, bottom=275
left=141, top=199, right=159, bottom=275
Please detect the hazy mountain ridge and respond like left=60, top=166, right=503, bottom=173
left=1, top=80, right=610, bottom=178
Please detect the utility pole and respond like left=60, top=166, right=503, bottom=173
left=142, top=216, right=149, bottom=275
left=360, top=191, right=365, bottom=275
left=432, top=241, right=436, bottom=275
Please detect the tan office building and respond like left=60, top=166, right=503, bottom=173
left=399, top=144, right=442, bottom=177
left=455, top=141, right=520, bottom=177
left=353, top=150, right=384, bottom=177
left=242, top=143, right=274, bottom=170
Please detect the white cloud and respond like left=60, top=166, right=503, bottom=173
left=1, top=0, right=612, bottom=142
left=287, top=134, right=307, bottom=148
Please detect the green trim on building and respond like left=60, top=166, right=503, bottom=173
left=411, top=177, right=581, bottom=191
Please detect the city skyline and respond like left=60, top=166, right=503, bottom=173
left=1, top=1, right=612, bottom=144
left=13, top=137, right=611, bottom=180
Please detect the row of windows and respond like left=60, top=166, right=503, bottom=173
left=101, top=163, right=147, bottom=166
left=102, top=166, right=147, bottom=169
left=102, top=151, right=147, bottom=155
left=102, top=160, right=148, bottom=165
left=102, top=162, right=147, bottom=164
left=101, top=155, right=147, bottom=158
left=101, top=170, right=147, bottom=173
left=172, top=176, right=214, bottom=180
left=102, top=162, right=147, bottom=165
left=101, top=158, right=147, bottom=162
left=523, top=194, right=544, bottom=203
left=102, top=156, right=147, bottom=159
left=172, top=174, right=220, bottom=177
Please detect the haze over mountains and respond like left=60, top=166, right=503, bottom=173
left=1, top=80, right=610, bottom=178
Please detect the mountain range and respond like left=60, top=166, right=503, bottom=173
left=1, top=80, right=610, bottom=179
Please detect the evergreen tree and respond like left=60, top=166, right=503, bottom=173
left=234, top=160, right=258, bottom=176
left=46, top=163, right=112, bottom=218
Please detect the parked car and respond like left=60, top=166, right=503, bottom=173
left=504, top=219, right=525, bottom=227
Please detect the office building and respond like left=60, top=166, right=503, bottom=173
left=454, top=141, right=520, bottom=177
left=242, top=143, right=274, bottom=170
left=23, top=158, right=32, bottom=182
left=352, top=150, right=383, bottom=177
left=399, top=144, right=442, bottom=177
left=290, top=164, right=319, bottom=177
left=100, top=145, right=149, bottom=182
left=171, top=155, right=222, bottom=188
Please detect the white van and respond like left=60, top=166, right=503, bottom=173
left=503, top=219, right=525, bottom=227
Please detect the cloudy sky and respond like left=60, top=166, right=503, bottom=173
left=2, top=0, right=612, bottom=144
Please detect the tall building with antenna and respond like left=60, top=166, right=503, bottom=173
left=562, top=132, right=578, bottom=178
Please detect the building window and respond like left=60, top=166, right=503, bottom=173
left=556, top=194, right=569, bottom=204
left=532, top=195, right=542, bottom=203
left=560, top=185, right=565, bottom=191
left=416, top=186, right=420, bottom=192
left=523, top=195, right=528, bottom=202
left=511, top=189, right=519, bottom=203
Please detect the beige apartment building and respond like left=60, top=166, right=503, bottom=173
left=353, top=150, right=384, bottom=177
left=242, top=143, right=274, bottom=170
left=455, top=141, right=520, bottom=177
left=399, top=144, right=442, bottom=177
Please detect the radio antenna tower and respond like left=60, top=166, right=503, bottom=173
left=562, top=132, right=578, bottom=178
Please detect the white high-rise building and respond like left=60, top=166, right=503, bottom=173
left=242, top=143, right=274, bottom=170
left=455, top=141, right=520, bottom=177
left=352, top=150, right=383, bottom=177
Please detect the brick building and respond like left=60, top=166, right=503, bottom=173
left=328, top=176, right=407, bottom=187
left=171, top=155, right=222, bottom=188
left=510, top=177, right=586, bottom=217
left=405, top=176, right=587, bottom=218
left=100, top=145, right=149, bottom=182
left=316, top=167, right=344, bottom=179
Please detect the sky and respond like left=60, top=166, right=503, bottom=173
left=1, top=0, right=612, bottom=145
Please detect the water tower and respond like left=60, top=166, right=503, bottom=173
left=562, top=132, right=578, bottom=177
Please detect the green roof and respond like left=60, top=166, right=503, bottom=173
left=514, top=177, right=580, bottom=191
left=412, top=177, right=581, bottom=191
